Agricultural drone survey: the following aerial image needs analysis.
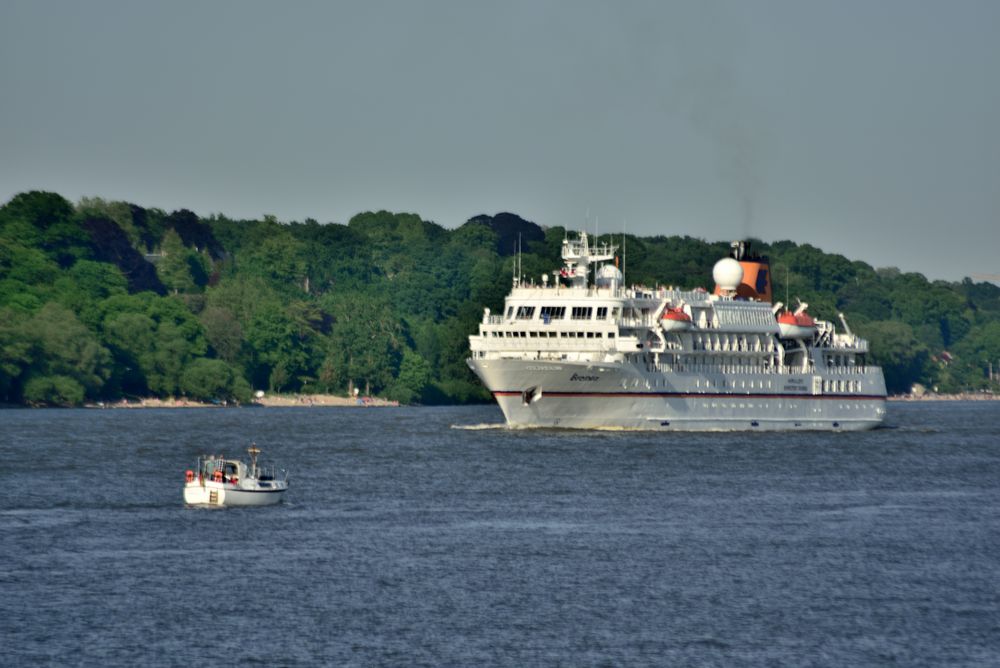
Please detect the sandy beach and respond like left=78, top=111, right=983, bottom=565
left=90, top=394, right=401, bottom=409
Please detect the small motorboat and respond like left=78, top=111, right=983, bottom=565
left=183, top=444, right=288, bottom=507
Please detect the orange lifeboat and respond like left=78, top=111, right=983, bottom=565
left=661, top=307, right=693, bottom=332
left=777, top=310, right=817, bottom=339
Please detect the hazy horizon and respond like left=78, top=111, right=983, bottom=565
left=2, top=0, right=998, bottom=281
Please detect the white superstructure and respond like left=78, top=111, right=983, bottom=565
left=467, top=232, right=887, bottom=431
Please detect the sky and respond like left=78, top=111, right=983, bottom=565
left=1, top=0, right=998, bottom=281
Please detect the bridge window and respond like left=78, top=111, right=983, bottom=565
left=516, top=306, right=535, bottom=320
left=571, top=307, right=593, bottom=320
left=596, top=307, right=608, bottom=319
left=540, top=306, right=565, bottom=321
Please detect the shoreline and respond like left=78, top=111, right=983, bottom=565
left=889, top=393, right=999, bottom=402
left=83, top=394, right=401, bottom=409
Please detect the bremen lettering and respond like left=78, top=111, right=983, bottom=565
left=570, top=373, right=600, bottom=382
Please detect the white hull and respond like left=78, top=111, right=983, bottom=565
left=183, top=480, right=286, bottom=507
left=470, top=358, right=886, bottom=431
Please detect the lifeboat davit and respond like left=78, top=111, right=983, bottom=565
left=661, top=307, right=693, bottom=332
left=777, top=311, right=817, bottom=339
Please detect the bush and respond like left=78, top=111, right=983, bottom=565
left=23, top=374, right=85, bottom=406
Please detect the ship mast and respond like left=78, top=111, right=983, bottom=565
left=248, top=443, right=261, bottom=478
left=561, top=231, right=617, bottom=288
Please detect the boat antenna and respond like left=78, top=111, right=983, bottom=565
left=248, top=442, right=261, bottom=476
left=518, top=233, right=522, bottom=285
left=512, top=241, right=516, bottom=285
left=594, top=216, right=599, bottom=287
left=622, top=220, right=627, bottom=288
left=785, top=267, right=790, bottom=309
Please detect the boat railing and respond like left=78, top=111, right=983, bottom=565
left=472, top=335, right=613, bottom=349
left=826, top=338, right=869, bottom=352
left=647, top=362, right=881, bottom=376
left=255, top=463, right=288, bottom=482
left=824, top=365, right=875, bottom=375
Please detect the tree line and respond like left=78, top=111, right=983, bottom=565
left=2, top=190, right=999, bottom=406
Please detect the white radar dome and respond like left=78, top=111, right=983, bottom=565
left=712, top=257, right=744, bottom=291
left=596, top=264, right=623, bottom=287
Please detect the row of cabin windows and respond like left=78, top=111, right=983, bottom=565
left=824, top=355, right=857, bottom=368
left=510, top=305, right=614, bottom=321
left=693, top=378, right=774, bottom=390
left=698, top=402, right=868, bottom=411
left=684, top=377, right=862, bottom=393
left=489, top=330, right=616, bottom=339
left=823, top=379, right=862, bottom=393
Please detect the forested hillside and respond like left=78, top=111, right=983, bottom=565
left=2, top=190, right=999, bottom=406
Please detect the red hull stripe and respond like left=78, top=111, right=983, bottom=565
left=493, top=391, right=885, bottom=401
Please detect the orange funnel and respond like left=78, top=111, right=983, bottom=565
left=713, top=241, right=773, bottom=303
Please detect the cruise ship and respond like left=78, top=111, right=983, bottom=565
left=467, top=232, right=887, bottom=430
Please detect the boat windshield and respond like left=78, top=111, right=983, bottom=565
left=199, top=458, right=221, bottom=476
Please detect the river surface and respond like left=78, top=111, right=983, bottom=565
left=2, top=401, right=999, bottom=666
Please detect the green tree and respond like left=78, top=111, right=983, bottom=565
left=239, top=231, right=308, bottom=292
left=0, top=191, right=90, bottom=267
left=0, top=237, right=58, bottom=312
left=388, top=349, right=432, bottom=403
left=23, top=375, right=86, bottom=406
left=199, top=306, right=244, bottom=363
left=0, top=308, right=34, bottom=401
left=952, top=322, right=1000, bottom=388
left=180, top=358, right=252, bottom=403
left=320, top=291, right=402, bottom=395
left=76, top=197, right=141, bottom=247
left=244, top=306, right=311, bottom=391
left=100, top=293, right=208, bottom=396
left=156, top=229, right=209, bottom=294
left=21, top=303, right=112, bottom=404
left=857, top=320, right=931, bottom=394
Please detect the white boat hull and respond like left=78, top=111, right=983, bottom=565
left=183, top=480, right=286, bottom=507
left=469, top=358, right=887, bottom=431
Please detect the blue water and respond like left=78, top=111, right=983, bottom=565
left=1, top=402, right=999, bottom=666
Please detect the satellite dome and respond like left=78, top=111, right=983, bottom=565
left=596, top=264, right=623, bottom=287
left=712, top=257, right=744, bottom=292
